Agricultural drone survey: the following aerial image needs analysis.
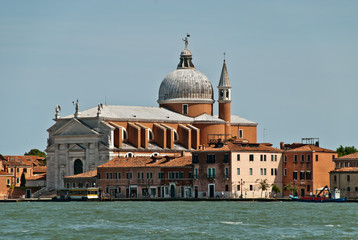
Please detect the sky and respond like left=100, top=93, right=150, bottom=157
left=0, top=1, right=357, bottom=155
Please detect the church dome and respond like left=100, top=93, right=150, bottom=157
left=158, top=69, right=213, bottom=103
left=158, top=39, right=214, bottom=104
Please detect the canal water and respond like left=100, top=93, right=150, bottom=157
left=0, top=201, right=357, bottom=239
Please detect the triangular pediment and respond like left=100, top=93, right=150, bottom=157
left=53, top=118, right=99, bottom=136
left=68, top=144, right=86, bottom=152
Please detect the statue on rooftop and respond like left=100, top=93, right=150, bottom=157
left=182, top=33, right=190, bottom=49
left=55, top=105, right=61, bottom=119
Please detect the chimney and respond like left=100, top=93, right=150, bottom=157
left=280, top=142, right=284, bottom=149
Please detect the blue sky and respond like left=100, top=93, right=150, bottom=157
left=0, top=1, right=357, bottom=154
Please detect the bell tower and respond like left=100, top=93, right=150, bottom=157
left=218, top=59, right=232, bottom=136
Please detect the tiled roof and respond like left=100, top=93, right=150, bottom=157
left=98, top=156, right=192, bottom=168
left=194, top=142, right=283, bottom=153
left=331, top=167, right=358, bottom=173
left=335, top=152, right=358, bottom=160
left=0, top=171, right=12, bottom=176
left=3, top=155, right=45, bottom=167
left=65, top=170, right=97, bottom=179
left=284, top=145, right=336, bottom=153
left=27, top=173, right=46, bottom=180
left=34, top=166, right=47, bottom=173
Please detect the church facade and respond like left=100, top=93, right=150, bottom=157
left=46, top=37, right=258, bottom=189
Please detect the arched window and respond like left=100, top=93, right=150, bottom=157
left=174, top=130, right=179, bottom=141
left=152, top=152, right=160, bottom=157
left=125, top=152, right=135, bottom=158
left=74, top=159, right=83, bottom=175
left=148, top=129, right=154, bottom=140
left=122, top=129, right=128, bottom=140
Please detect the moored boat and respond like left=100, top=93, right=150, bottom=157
left=289, top=186, right=346, bottom=202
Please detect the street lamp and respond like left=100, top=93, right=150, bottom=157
left=239, top=178, right=245, bottom=199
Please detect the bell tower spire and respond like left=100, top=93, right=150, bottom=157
left=218, top=56, right=232, bottom=136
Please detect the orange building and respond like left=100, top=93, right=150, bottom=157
left=46, top=36, right=257, bottom=189
left=281, top=142, right=337, bottom=197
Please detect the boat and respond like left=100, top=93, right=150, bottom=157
left=52, top=188, right=99, bottom=201
left=289, top=186, right=346, bottom=202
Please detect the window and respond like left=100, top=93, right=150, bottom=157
left=275, top=155, right=277, bottom=162
left=23, top=168, right=27, bottom=173
left=98, top=173, right=101, bottom=179
left=168, top=172, right=173, bottom=179
left=332, top=155, right=335, bottom=160
left=306, top=171, right=311, bottom=180
left=347, top=175, right=350, bottom=182
left=284, top=168, right=287, bottom=176
left=275, top=168, right=277, bottom=176
left=347, top=187, right=351, bottom=192
left=148, top=129, right=154, bottom=140
left=207, top=168, right=216, bottom=178
left=175, top=172, right=179, bottom=179
left=301, top=155, right=305, bottom=163
left=118, top=173, right=121, bottom=179
left=125, top=152, right=135, bottom=158
left=126, top=172, right=132, bottom=179
left=72, top=183, right=76, bottom=188
left=334, top=175, right=337, bottom=183
left=188, top=172, right=192, bottom=179
left=237, top=185, right=240, bottom=191
left=271, top=168, right=274, bottom=176
left=355, top=187, right=358, bottom=192
left=158, top=172, right=164, bottom=179
left=237, top=168, right=240, bottom=175
left=294, top=155, right=298, bottom=162
left=271, top=155, right=273, bottom=162
left=224, top=154, right=229, bottom=163
left=66, top=183, right=70, bottom=188
left=284, top=155, right=287, bottom=163
left=182, top=104, right=188, bottom=115
left=250, top=185, right=253, bottom=191
left=264, top=155, right=267, bottom=161
left=249, top=154, right=254, bottom=162
left=307, top=155, right=311, bottom=162
left=6, top=179, right=10, bottom=185
left=307, top=185, right=310, bottom=192
left=106, top=173, right=112, bottom=179
left=315, top=155, right=318, bottom=162
left=249, top=168, right=253, bottom=175
left=137, top=172, right=142, bottom=179
left=225, top=185, right=229, bottom=191
left=293, top=171, right=298, bottom=180
left=193, top=155, right=199, bottom=164
left=239, top=129, right=243, bottom=139
left=113, top=173, right=118, bottom=179
left=17, top=168, right=19, bottom=173
left=147, top=172, right=153, bottom=179
left=10, top=168, right=13, bottom=173
left=260, top=168, right=263, bottom=175
left=260, top=155, right=263, bottom=162
left=300, top=171, right=305, bottom=180
left=194, top=168, right=198, bottom=179
left=264, top=168, right=267, bottom=175
left=237, top=154, right=240, bottom=161
left=16, top=178, right=20, bottom=184
left=179, top=172, right=184, bottom=179
left=224, top=168, right=229, bottom=178
left=207, top=154, right=216, bottom=164
left=122, top=129, right=128, bottom=140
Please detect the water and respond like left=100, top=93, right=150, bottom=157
left=0, top=201, right=357, bottom=239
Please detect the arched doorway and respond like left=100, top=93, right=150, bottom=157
left=74, top=159, right=83, bottom=175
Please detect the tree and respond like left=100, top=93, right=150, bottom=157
left=20, top=172, right=26, bottom=187
left=271, top=184, right=281, bottom=198
left=284, top=182, right=298, bottom=196
left=336, top=145, right=357, bottom=157
left=24, top=149, right=46, bottom=158
left=258, top=179, right=270, bottom=198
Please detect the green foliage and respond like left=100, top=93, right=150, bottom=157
left=20, top=172, right=26, bottom=187
left=258, top=179, right=270, bottom=197
left=271, top=184, right=281, bottom=194
left=24, top=149, right=46, bottom=158
left=336, top=145, right=357, bottom=157
left=284, top=182, right=298, bottom=195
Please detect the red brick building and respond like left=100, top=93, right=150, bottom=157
left=97, top=156, right=193, bottom=199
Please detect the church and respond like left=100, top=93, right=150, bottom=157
left=46, top=37, right=258, bottom=189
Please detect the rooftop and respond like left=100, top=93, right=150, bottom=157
left=98, top=156, right=192, bottom=168
left=64, top=169, right=97, bottom=179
